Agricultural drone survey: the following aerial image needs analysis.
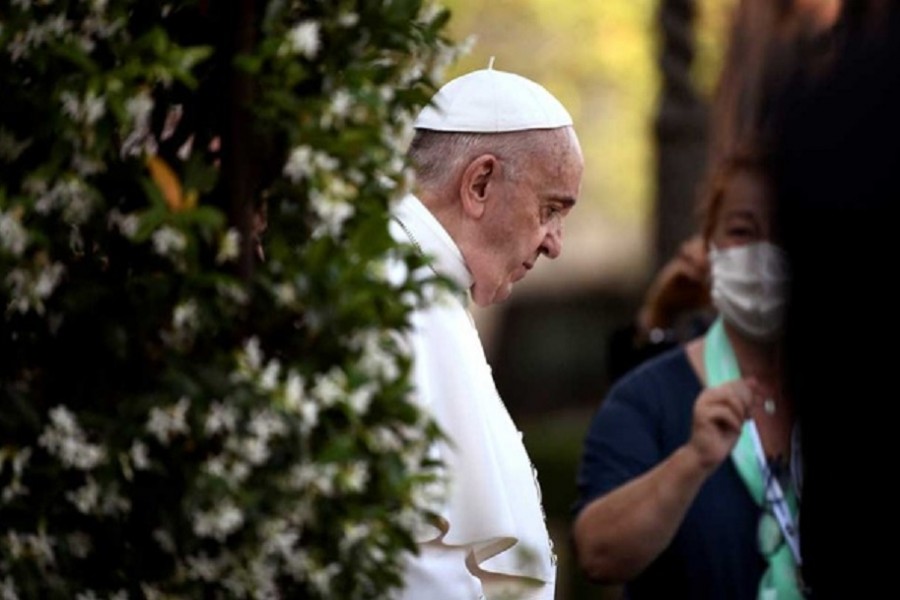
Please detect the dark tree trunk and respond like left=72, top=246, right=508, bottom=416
left=653, top=0, right=709, bottom=271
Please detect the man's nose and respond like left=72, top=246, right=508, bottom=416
left=540, top=221, right=563, bottom=259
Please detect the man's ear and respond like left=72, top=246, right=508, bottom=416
left=459, top=154, right=498, bottom=219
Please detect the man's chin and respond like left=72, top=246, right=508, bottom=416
left=471, top=282, right=513, bottom=307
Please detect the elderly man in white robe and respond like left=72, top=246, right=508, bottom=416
left=391, top=63, right=584, bottom=600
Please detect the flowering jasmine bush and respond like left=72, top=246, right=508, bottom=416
left=0, top=1, right=462, bottom=598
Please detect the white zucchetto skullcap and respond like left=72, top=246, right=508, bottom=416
left=414, top=60, right=573, bottom=133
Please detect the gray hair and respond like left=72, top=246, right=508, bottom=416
left=407, top=127, right=574, bottom=191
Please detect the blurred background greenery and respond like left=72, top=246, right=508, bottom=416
left=438, top=1, right=736, bottom=598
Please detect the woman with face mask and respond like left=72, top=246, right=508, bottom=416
left=572, top=151, right=805, bottom=600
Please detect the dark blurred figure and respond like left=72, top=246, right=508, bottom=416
left=607, top=0, right=840, bottom=385
left=774, top=2, right=900, bottom=597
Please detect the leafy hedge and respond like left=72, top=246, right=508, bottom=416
left=0, top=1, right=462, bottom=598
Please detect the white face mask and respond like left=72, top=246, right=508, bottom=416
left=709, top=241, right=790, bottom=341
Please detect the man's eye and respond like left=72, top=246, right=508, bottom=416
left=542, top=206, right=560, bottom=223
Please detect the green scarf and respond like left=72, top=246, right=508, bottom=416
left=703, top=317, right=803, bottom=600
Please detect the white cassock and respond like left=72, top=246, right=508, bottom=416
left=389, top=194, right=557, bottom=600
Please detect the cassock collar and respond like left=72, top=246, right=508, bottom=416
left=393, top=194, right=473, bottom=293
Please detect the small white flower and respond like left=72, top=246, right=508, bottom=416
left=67, top=531, right=92, bottom=559
left=216, top=228, right=240, bottom=264
left=273, top=282, right=296, bottom=306
left=309, top=563, right=340, bottom=597
left=107, top=209, right=140, bottom=239
left=217, top=281, right=249, bottom=306
left=241, top=436, right=269, bottom=465
left=329, top=89, right=353, bottom=120
left=66, top=477, right=100, bottom=514
left=340, top=521, right=372, bottom=552
left=298, top=400, right=319, bottom=434
left=286, top=21, right=320, bottom=59
left=33, top=263, right=65, bottom=299
left=368, top=427, right=402, bottom=453
left=100, top=488, right=131, bottom=516
left=130, top=441, right=150, bottom=470
left=172, top=299, right=198, bottom=333
left=248, top=409, right=286, bottom=440
left=0, top=211, right=28, bottom=256
left=193, top=502, right=244, bottom=541
left=284, top=372, right=305, bottom=411
left=259, top=359, right=281, bottom=392
left=151, top=226, right=187, bottom=257
left=146, top=396, right=190, bottom=444
left=342, top=461, right=369, bottom=493
left=121, top=90, right=155, bottom=157
left=60, top=90, right=106, bottom=126
left=283, top=145, right=313, bottom=183
left=152, top=528, right=176, bottom=554
left=309, top=190, right=354, bottom=239
left=0, top=575, right=18, bottom=599
left=243, top=337, right=263, bottom=371
left=186, top=553, right=222, bottom=582
left=314, top=152, right=339, bottom=172
left=126, top=91, right=154, bottom=128
left=38, top=406, right=106, bottom=470
left=204, top=402, right=238, bottom=436
left=337, top=12, right=359, bottom=27
left=348, top=384, right=375, bottom=415
left=311, top=368, right=346, bottom=407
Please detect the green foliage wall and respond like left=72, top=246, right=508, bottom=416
left=0, top=1, right=460, bottom=597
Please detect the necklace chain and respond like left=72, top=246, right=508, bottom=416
left=392, top=216, right=441, bottom=280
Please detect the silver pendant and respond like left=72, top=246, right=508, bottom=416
left=764, top=398, right=776, bottom=415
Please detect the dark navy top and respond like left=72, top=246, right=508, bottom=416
left=574, top=347, right=765, bottom=599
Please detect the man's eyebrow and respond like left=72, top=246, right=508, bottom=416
left=542, top=193, right=577, bottom=208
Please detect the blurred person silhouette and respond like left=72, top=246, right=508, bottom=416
left=709, top=0, right=841, bottom=166
left=607, top=0, right=841, bottom=387
left=773, top=1, right=900, bottom=596
left=390, top=64, right=584, bottom=600
left=572, top=149, right=806, bottom=599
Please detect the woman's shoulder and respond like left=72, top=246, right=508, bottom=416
left=607, top=345, right=702, bottom=407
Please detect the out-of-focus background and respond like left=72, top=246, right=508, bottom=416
left=440, top=1, right=734, bottom=598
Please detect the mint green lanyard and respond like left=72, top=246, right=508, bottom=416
left=704, top=317, right=804, bottom=600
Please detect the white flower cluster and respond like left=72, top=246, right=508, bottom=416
left=24, top=176, right=97, bottom=225
left=0, top=209, right=28, bottom=257
left=151, top=225, right=187, bottom=258
left=309, top=176, right=356, bottom=240
left=216, top=228, right=241, bottom=264
left=161, top=299, right=200, bottom=349
left=192, top=501, right=245, bottom=541
left=38, top=406, right=106, bottom=470
left=60, top=90, right=106, bottom=127
left=65, top=476, right=131, bottom=517
left=5, top=529, right=55, bottom=567
left=4, top=262, right=65, bottom=315
left=6, top=3, right=124, bottom=62
left=146, top=396, right=191, bottom=445
left=350, top=328, right=401, bottom=382
left=107, top=208, right=140, bottom=239
left=6, top=11, right=71, bottom=62
left=283, top=145, right=338, bottom=183
left=284, top=20, right=320, bottom=59
left=120, top=89, right=157, bottom=157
